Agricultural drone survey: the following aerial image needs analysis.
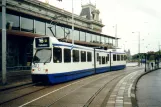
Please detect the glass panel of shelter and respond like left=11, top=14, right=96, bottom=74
left=80, top=31, right=86, bottom=41
left=56, top=25, right=65, bottom=39
left=86, top=33, right=91, bottom=42
left=6, top=14, right=20, bottom=30
left=74, top=30, right=80, bottom=41
left=21, top=17, right=34, bottom=33
left=2, top=12, right=118, bottom=48
left=46, top=23, right=56, bottom=37
left=35, top=20, right=45, bottom=35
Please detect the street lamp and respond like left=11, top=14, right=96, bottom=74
left=112, top=24, right=118, bottom=49
left=132, top=31, right=140, bottom=66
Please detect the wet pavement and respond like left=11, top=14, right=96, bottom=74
left=136, top=69, right=161, bottom=107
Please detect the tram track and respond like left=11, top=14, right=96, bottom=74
left=0, top=82, right=49, bottom=105
left=0, top=67, right=142, bottom=107
left=46, top=70, right=132, bottom=107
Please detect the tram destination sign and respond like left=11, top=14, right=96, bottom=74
left=35, top=37, right=50, bottom=48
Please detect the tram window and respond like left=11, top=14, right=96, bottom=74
left=106, top=56, right=108, bottom=64
left=121, top=55, right=124, bottom=61
left=99, top=56, right=101, bottom=64
left=124, top=55, right=127, bottom=60
left=107, top=54, right=109, bottom=61
left=102, top=56, right=105, bottom=64
left=87, top=52, right=92, bottom=62
left=53, top=47, right=62, bottom=63
left=73, top=50, right=79, bottom=62
left=97, top=53, right=99, bottom=61
left=33, top=49, right=52, bottom=63
left=64, top=48, right=71, bottom=63
left=117, top=55, right=120, bottom=61
left=113, top=54, right=116, bottom=61
left=81, top=51, right=86, bottom=62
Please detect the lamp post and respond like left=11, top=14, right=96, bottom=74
left=132, top=31, right=140, bottom=66
left=159, top=45, right=161, bottom=68
left=113, top=24, right=117, bottom=50
left=2, top=0, right=7, bottom=85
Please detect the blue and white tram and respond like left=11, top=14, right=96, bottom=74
left=31, top=36, right=126, bottom=84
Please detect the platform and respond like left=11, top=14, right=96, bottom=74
left=136, top=69, right=161, bottom=107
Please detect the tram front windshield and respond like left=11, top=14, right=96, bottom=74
left=33, top=48, right=52, bottom=63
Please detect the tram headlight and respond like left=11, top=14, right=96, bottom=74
left=45, top=69, right=48, bottom=73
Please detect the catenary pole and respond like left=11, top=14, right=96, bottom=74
left=72, top=0, right=74, bottom=47
left=2, top=0, right=7, bottom=84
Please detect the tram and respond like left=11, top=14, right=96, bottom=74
left=31, top=36, right=126, bottom=84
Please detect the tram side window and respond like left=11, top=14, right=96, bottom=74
left=124, top=55, right=127, bottom=60
left=117, top=55, right=120, bottom=61
left=107, top=54, right=109, bottom=61
left=97, top=53, right=99, bottom=61
left=53, top=47, right=62, bottom=63
left=81, top=51, right=86, bottom=62
left=121, top=55, right=124, bottom=61
left=87, top=52, right=92, bottom=62
left=113, top=54, right=116, bottom=61
left=73, top=50, right=79, bottom=62
left=99, top=56, right=101, bottom=64
left=106, top=56, right=107, bottom=64
left=64, top=48, right=71, bottom=63
left=102, top=56, right=105, bottom=64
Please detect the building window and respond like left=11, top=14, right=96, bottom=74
left=109, top=38, right=112, bottom=45
left=64, top=48, right=71, bottom=63
left=117, top=55, right=120, bottom=61
left=53, top=47, right=62, bottom=63
left=86, top=33, right=91, bottom=42
left=74, top=30, right=80, bottom=41
left=56, top=25, right=64, bottom=39
left=97, top=35, right=100, bottom=43
left=113, top=54, right=116, bottom=61
left=21, top=17, right=34, bottom=32
left=92, top=34, right=97, bottom=43
left=81, top=51, right=86, bottom=62
left=113, top=39, right=116, bottom=46
left=65, top=28, right=71, bottom=39
left=35, top=20, right=45, bottom=35
left=46, top=23, right=56, bottom=36
left=6, top=14, right=20, bottom=30
left=101, top=36, right=105, bottom=44
left=80, top=31, right=86, bottom=41
left=105, top=37, right=109, bottom=44
left=87, top=52, right=92, bottom=62
left=73, top=50, right=79, bottom=62
left=102, top=56, right=105, bottom=64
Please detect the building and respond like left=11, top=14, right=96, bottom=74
left=0, top=0, right=119, bottom=71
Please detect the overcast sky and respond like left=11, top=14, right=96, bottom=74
left=39, top=0, right=161, bottom=55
